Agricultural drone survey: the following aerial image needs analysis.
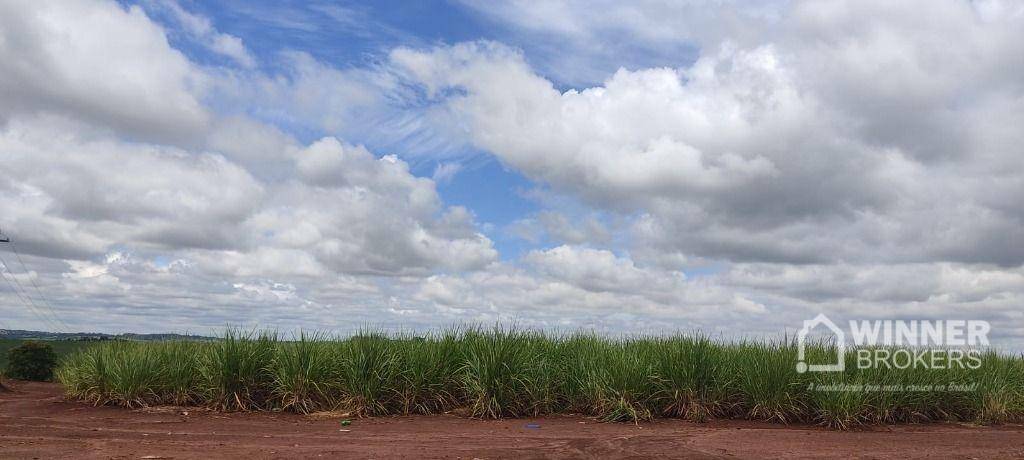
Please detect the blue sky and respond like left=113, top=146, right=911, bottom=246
left=170, top=1, right=482, bottom=67
left=140, top=0, right=550, bottom=260
left=136, top=0, right=695, bottom=263
left=157, top=0, right=696, bottom=87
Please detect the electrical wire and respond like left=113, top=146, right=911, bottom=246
left=0, top=252, right=64, bottom=332
left=6, top=240, right=71, bottom=332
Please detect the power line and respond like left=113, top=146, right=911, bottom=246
left=0, top=254, right=47, bottom=320
left=0, top=252, right=63, bottom=332
left=7, top=239, right=72, bottom=332
left=0, top=254, right=62, bottom=332
left=0, top=229, right=68, bottom=333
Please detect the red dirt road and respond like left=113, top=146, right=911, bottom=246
left=2, top=381, right=1024, bottom=459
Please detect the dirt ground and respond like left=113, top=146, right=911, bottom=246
left=2, top=381, right=1023, bottom=459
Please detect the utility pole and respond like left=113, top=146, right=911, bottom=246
left=0, top=229, right=14, bottom=334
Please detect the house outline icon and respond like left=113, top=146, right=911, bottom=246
left=796, top=313, right=846, bottom=373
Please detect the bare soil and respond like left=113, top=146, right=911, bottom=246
left=2, top=381, right=1023, bottom=459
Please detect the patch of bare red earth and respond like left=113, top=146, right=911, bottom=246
left=2, top=382, right=1024, bottom=459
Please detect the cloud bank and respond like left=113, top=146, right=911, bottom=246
left=0, top=0, right=1022, bottom=348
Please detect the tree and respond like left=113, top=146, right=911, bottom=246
left=6, top=341, right=58, bottom=381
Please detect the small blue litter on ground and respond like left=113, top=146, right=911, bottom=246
left=525, top=423, right=541, bottom=429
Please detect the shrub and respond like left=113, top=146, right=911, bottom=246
left=6, top=341, right=58, bottom=381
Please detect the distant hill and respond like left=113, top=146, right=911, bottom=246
left=0, top=329, right=215, bottom=341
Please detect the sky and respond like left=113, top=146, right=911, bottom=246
left=0, top=0, right=1023, bottom=346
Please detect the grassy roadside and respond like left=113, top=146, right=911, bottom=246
left=55, top=328, right=1024, bottom=429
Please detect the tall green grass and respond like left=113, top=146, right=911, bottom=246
left=55, top=327, right=1024, bottom=428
